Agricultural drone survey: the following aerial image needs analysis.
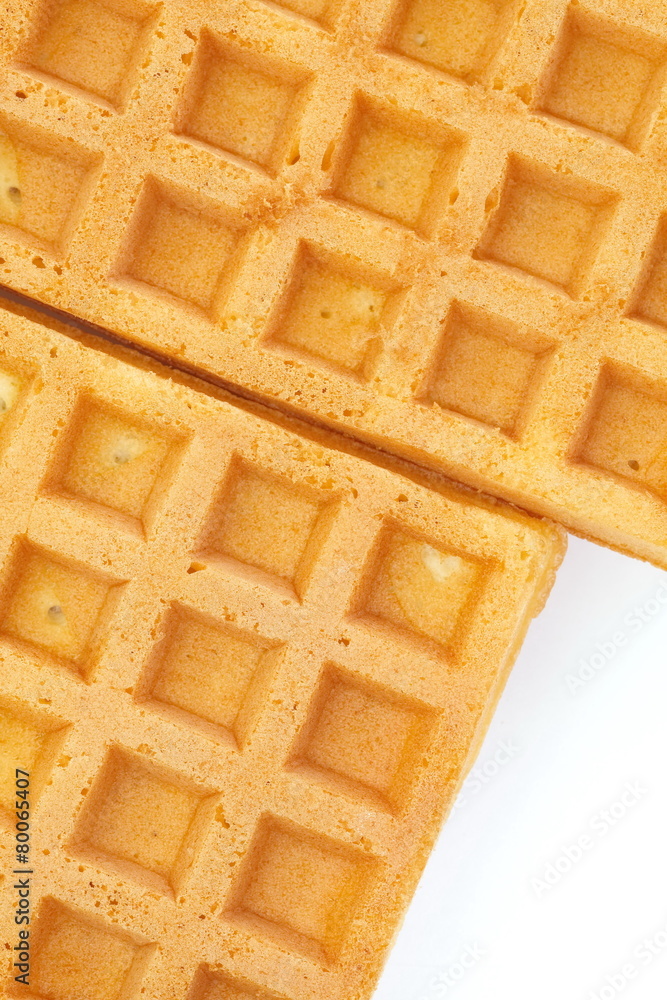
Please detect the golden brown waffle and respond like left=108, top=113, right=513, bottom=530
left=0, top=309, right=564, bottom=999
left=0, top=0, right=664, bottom=565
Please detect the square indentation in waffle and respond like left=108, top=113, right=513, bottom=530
left=15, top=897, right=151, bottom=1000
left=269, top=0, right=338, bottom=28
left=536, top=6, right=667, bottom=150
left=386, top=0, right=519, bottom=83
left=289, top=663, right=435, bottom=813
left=176, top=29, right=308, bottom=174
left=0, top=364, right=25, bottom=449
left=629, top=214, right=667, bottom=330
left=352, top=522, right=486, bottom=655
left=0, top=541, right=119, bottom=677
left=421, top=301, right=554, bottom=437
left=20, top=0, right=158, bottom=109
left=70, top=746, right=216, bottom=896
left=575, top=364, right=667, bottom=499
left=0, top=367, right=21, bottom=419
left=330, top=96, right=464, bottom=235
left=118, top=177, right=244, bottom=315
left=197, top=457, right=335, bottom=598
left=189, top=966, right=281, bottom=1000
left=225, top=815, right=376, bottom=964
left=475, top=155, right=618, bottom=297
left=0, top=700, right=68, bottom=823
left=0, top=118, right=97, bottom=255
left=137, top=605, right=280, bottom=747
left=43, top=395, right=178, bottom=530
left=266, top=242, right=402, bottom=380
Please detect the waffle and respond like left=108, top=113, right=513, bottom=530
left=0, top=0, right=663, bottom=566
left=0, top=309, right=564, bottom=1000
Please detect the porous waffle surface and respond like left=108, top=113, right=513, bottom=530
left=0, top=0, right=663, bottom=565
left=0, top=310, right=564, bottom=1000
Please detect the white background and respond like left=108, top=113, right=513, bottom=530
left=375, top=535, right=667, bottom=1000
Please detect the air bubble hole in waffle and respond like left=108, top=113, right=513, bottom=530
left=0, top=310, right=565, bottom=1000
left=0, top=0, right=662, bottom=565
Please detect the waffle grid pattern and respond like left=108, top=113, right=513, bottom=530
left=0, top=312, right=563, bottom=1000
left=0, top=0, right=665, bottom=564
